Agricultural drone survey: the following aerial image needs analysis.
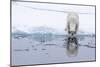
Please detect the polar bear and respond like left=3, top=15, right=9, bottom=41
left=65, top=12, right=79, bottom=36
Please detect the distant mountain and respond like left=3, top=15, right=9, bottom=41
left=29, top=26, right=58, bottom=35
left=77, top=31, right=95, bottom=35
left=77, top=31, right=85, bottom=35
left=13, top=30, right=27, bottom=35
left=12, top=26, right=95, bottom=35
left=12, top=28, right=27, bottom=34
left=12, top=28, right=29, bottom=38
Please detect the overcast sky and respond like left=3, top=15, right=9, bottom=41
left=12, top=1, right=95, bottom=34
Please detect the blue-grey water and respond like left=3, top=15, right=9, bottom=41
left=11, top=34, right=95, bottom=66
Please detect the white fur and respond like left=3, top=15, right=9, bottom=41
left=65, top=12, right=79, bottom=35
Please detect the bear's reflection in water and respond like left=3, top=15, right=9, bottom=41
left=66, top=36, right=79, bottom=57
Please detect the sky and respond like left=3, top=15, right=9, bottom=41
left=12, top=1, right=95, bottom=34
